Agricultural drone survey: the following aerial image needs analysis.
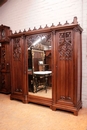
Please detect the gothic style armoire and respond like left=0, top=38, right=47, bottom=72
left=0, top=25, right=11, bottom=94
left=9, top=17, right=83, bottom=115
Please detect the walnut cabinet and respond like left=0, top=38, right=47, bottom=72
left=0, top=25, right=11, bottom=94
left=52, top=27, right=82, bottom=115
left=10, top=17, right=82, bottom=115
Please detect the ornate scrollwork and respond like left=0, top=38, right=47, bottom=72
left=13, top=38, right=21, bottom=60
left=58, top=32, right=72, bottom=60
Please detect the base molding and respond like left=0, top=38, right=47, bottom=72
left=52, top=101, right=82, bottom=116
left=10, top=93, right=28, bottom=103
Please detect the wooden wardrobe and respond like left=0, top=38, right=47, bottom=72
left=10, top=17, right=82, bottom=115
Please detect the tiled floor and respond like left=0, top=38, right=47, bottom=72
left=0, top=93, right=87, bottom=130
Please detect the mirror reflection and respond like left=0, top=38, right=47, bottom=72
left=27, top=33, right=52, bottom=98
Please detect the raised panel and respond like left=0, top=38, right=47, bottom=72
left=0, top=44, right=10, bottom=72
left=0, top=25, right=11, bottom=94
left=56, top=30, right=74, bottom=104
left=73, top=30, right=82, bottom=104
left=10, top=36, right=28, bottom=103
left=0, top=72, right=11, bottom=94
left=11, top=37, right=23, bottom=93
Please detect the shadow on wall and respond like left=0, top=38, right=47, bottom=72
left=0, top=0, right=8, bottom=7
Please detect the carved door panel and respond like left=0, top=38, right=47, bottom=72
left=0, top=72, right=10, bottom=93
left=0, top=44, right=10, bottom=72
left=56, top=30, right=74, bottom=105
left=0, top=72, right=1, bottom=90
left=11, top=36, right=27, bottom=96
left=0, top=43, right=11, bottom=93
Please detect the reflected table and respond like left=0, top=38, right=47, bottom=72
left=33, top=71, right=52, bottom=93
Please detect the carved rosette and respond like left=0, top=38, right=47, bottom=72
left=58, top=32, right=72, bottom=60
left=13, top=38, right=21, bottom=60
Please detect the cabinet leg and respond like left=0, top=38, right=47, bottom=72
left=52, top=106, right=56, bottom=111
left=74, top=111, right=78, bottom=116
left=23, top=95, right=28, bottom=103
left=23, top=100, right=28, bottom=104
left=10, top=96, right=14, bottom=100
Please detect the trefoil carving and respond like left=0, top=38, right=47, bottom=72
left=58, top=32, right=72, bottom=60
left=13, top=38, right=21, bottom=60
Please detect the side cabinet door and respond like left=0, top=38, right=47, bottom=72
left=56, top=30, right=74, bottom=105
left=0, top=73, right=10, bottom=93
left=11, top=37, right=25, bottom=94
left=0, top=72, right=1, bottom=91
left=0, top=44, right=11, bottom=93
left=0, top=47, right=1, bottom=90
left=1, top=44, right=7, bottom=72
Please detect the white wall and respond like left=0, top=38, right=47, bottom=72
left=81, top=0, right=87, bottom=107
left=0, top=0, right=83, bottom=32
left=0, top=0, right=87, bottom=107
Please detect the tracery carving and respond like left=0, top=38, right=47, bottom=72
left=58, top=32, right=72, bottom=60
left=13, top=38, right=21, bottom=60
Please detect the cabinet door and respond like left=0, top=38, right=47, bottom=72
left=0, top=43, right=11, bottom=93
left=11, top=37, right=27, bottom=96
left=0, top=72, right=10, bottom=93
left=56, top=30, right=74, bottom=105
left=1, top=44, right=10, bottom=72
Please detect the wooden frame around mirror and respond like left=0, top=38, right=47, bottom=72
left=26, top=32, right=52, bottom=107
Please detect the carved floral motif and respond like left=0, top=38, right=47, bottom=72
left=58, top=32, right=72, bottom=60
left=13, top=38, right=21, bottom=60
left=1, top=45, right=5, bottom=70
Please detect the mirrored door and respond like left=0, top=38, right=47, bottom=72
left=27, top=32, right=52, bottom=98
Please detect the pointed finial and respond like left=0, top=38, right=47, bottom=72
left=57, top=22, right=62, bottom=26
left=28, top=28, right=31, bottom=31
left=51, top=23, right=55, bottom=27
left=33, top=27, right=37, bottom=30
left=44, top=24, right=49, bottom=28
left=39, top=25, right=42, bottom=29
left=23, top=29, right=26, bottom=32
left=72, top=17, right=78, bottom=24
left=19, top=30, right=21, bottom=33
left=15, top=31, right=17, bottom=34
left=64, top=21, right=69, bottom=25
